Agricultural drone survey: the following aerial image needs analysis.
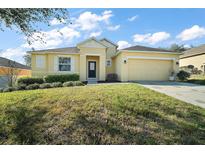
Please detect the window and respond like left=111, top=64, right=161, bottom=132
left=58, top=57, right=71, bottom=71
left=106, top=59, right=112, bottom=67
left=36, top=55, right=45, bottom=68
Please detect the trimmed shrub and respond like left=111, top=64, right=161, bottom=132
left=187, top=65, right=194, bottom=70
left=51, top=82, right=63, bottom=88
left=74, top=81, right=85, bottom=86
left=39, top=83, right=52, bottom=89
left=177, top=70, right=190, bottom=81
left=106, top=73, right=118, bottom=82
left=26, top=83, right=40, bottom=90
left=16, top=84, right=27, bottom=90
left=17, top=77, right=44, bottom=86
left=0, top=88, right=3, bottom=93
left=44, top=74, right=79, bottom=83
left=63, top=81, right=74, bottom=87
left=3, top=87, right=16, bottom=92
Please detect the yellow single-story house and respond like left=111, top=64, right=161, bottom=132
left=30, top=38, right=181, bottom=82
left=180, top=44, right=205, bottom=73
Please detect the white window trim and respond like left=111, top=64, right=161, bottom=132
left=106, top=59, right=112, bottom=67
left=57, top=55, right=75, bottom=72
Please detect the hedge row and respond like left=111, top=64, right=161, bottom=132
left=17, top=77, right=44, bottom=85
left=0, top=81, right=85, bottom=93
left=17, top=74, right=79, bottom=86
left=44, top=74, right=79, bottom=83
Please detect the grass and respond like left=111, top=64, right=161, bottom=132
left=187, top=75, right=205, bottom=85
left=0, top=83, right=205, bottom=145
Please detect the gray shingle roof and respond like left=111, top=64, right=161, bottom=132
left=0, top=57, right=31, bottom=69
left=30, top=47, right=80, bottom=54
left=122, top=45, right=174, bottom=53
left=180, top=44, right=205, bottom=58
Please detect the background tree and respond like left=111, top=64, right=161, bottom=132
left=23, top=54, right=31, bottom=66
left=169, top=44, right=187, bottom=52
left=0, top=9, right=69, bottom=45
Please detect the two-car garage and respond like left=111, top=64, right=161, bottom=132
left=127, top=58, right=173, bottom=81
left=116, top=45, right=180, bottom=82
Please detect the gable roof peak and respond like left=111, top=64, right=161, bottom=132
left=99, top=38, right=118, bottom=47
left=77, top=37, right=107, bottom=48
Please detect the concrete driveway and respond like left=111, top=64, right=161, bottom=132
left=138, top=81, right=205, bottom=108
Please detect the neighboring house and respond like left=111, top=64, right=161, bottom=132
left=180, top=44, right=205, bottom=73
left=0, top=57, right=31, bottom=87
left=30, top=37, right=180, bottom=82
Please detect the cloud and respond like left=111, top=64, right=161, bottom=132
left=184, top=44, right=191, bottom=48
left=133, top=32, right=170, bottom=44
left=0, top=48, right=26, bottom=64
left=50, top=18, right=66, bottom=26
left=89, top=31, right=102, bottom=37
left=117, top=41, right=132, bottom=49
left=72, top=10, right=113, bottom=31
left=177, top=25, right=205, bottom=41
left=22, top=27, right=80, bottom=49
left=107, top=25, right=120, bottom=31
left=128, top=15, right=138, bottom=22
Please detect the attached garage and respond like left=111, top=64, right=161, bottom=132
left=128, top=58, right=173, bottom=81
left=115, top=45, right=181, bottom=82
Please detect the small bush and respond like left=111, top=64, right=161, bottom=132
left=16, top=84, right=27, bottom=90
left=39, top=83, right=52, bottom=89
left=74, top=81, right=85, bottom=86
left=26, top=83, right=40, bottom=90
left=44, top=74, right=79, bottom=83
left=177, top=70, right=190, bottom=81
left=51, top=82, right=63, bottom=88
left=3, top=87, right=16, bottom=92
left=0, top=88, right=3, bottom=93
left=63, top=81, right=74, bottom=87
left=17, top=77, right=44, bottom=86
left=106, top=73, right=118, bottom=82
left=187, top=65, right=194, bottom=70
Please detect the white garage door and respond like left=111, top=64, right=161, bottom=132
left=128, top=59, right=173, bottom=81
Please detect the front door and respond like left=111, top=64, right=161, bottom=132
left=88, top=61, right=96, bottom=78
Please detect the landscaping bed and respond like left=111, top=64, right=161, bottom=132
left=187, top=75, right=205, bottom=85
left=0, top=84, right=204, bottom=144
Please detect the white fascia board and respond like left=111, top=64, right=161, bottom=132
left=119, top=50, right=182, bottom=55
left=31, top=52, right=80, bottom=55
left=126, top=56, right=176, bottom=61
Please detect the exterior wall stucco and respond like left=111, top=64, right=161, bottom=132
left=32, top=53, right=80, bottom=77
left=180, top=54, right=205, bottom=72
left=106, top=57, right=115, bottom=74
left=78, top=47, right=106, bottom=81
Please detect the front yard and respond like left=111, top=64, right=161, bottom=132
left=0, top=83, right=205, bottom=144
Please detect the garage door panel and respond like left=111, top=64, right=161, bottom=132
left=128, top=59, right=172, bottom=81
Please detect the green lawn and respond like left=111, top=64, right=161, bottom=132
left=0, top=84, right=205, bottom=144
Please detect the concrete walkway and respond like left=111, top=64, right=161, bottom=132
left=138, top=81, right=205, bottom=109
